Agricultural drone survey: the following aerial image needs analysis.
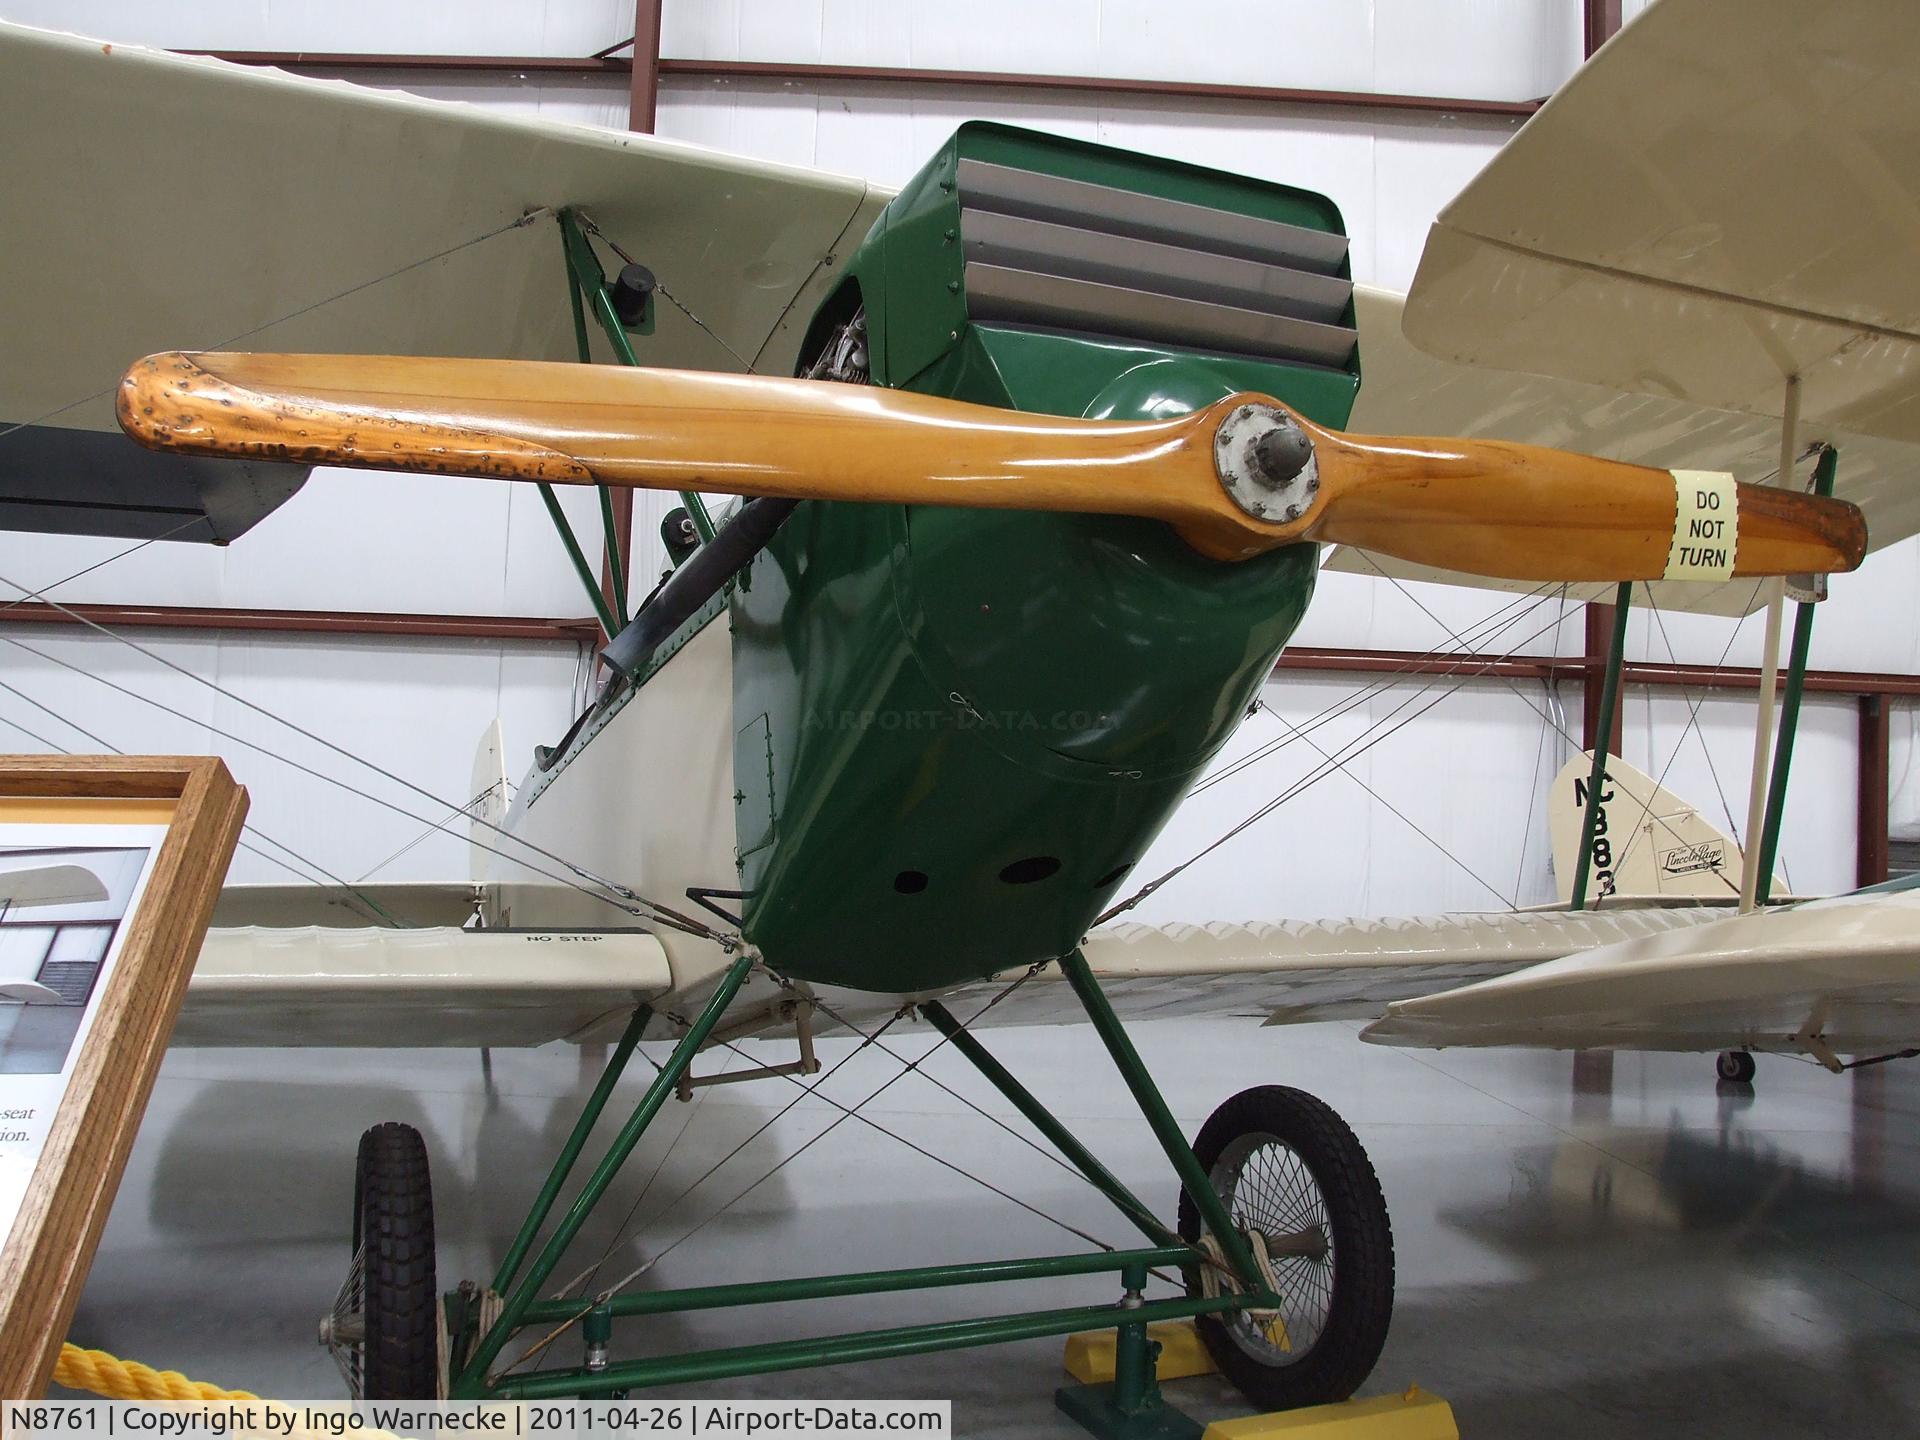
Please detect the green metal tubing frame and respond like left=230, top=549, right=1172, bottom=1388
left=1058, top=951, right=1274, bottom=1300
left=492, top=1291, right=1247, bottom=1399
left=1754, top=447, right=1839, bottom=905
left=1570, top=582, right=1633, bottom=910
left=520, top=1244, right=1190, bottom=1325
left=459, top=952, right=1274, bottom=1397
left=454, top=953, right=757, bottom=1393
left=491, top=1005, right=653, bottom=1297
left=922, top=1000, right=1178, bottom=1249
left=559, top=208, right=717, bottom=551
left=537, top=481, right=619, bottom=639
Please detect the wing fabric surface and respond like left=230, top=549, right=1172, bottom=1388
left=0, top=21, right=882, bottom=538
left=1360, top=0, right=1920, bottom=612
left=1364, top=888, right=1920, bottom=1058
left=1402, top=0, right=1920, bottom=462
left=1331, top=288, right=1920, bottom=616
left=176, top=926, right=672, bottom=1047
left=890, top=906, right=1729, bottom=1031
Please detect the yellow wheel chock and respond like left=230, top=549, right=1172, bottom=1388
left=1065, top=1318, right=1220, bottom=1384
left=1201, top=1386, right=1457, bottom=1440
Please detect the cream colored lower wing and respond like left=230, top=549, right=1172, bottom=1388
left=1363, top=888, right=1920, bottom=1061
left=904, top=906, right=1728, bottom=1031
left=176, top=927, right=672, bottom=1048
left=170, top=906, right=1726, bottom=1049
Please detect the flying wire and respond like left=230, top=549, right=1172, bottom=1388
left=1251, top=699, right=1520, bottom=911
left=498, top=963, right=1072, bottom=1380
left=0, top=517, right=206, bottom=616
left=1188, top=580, right=1563, bottom=800
left=1602, top=583, right=1767, bottom=900
left=0, top=209, right=552, bottom=446
left=0, top=677, right=404, bottom=925
left=0, top=575, right=725, bottom=943
left=0, top=622, right=695, bottom=937
left=1101, top=598, right=1587, bottom=922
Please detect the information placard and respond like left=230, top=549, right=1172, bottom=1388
left=0, top=758, right=247, bottom=1398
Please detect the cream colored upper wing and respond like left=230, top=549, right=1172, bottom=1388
left=1405, top=0, right=1920, bottom=446
left=1328, top=287, right=1920, bottom=617
left=0, top=21, right=884, bottom=438
left=1364, top=886, right=1920, bottom=1058
left=1344, top=0, right=1920, bottom=616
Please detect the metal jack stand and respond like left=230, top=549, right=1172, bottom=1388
left=1054, top=1259, right=1203, bottom=1440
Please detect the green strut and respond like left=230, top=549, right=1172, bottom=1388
left=921, top=1000, right=1178, bottom=1248
left=536, top=481, right=619, bottom=639
left=1571, top=583, right=1633, bottom=910
left=1059, top=952, right=1274, bottom=1302
left=559, top=208, right=716, bottom=548
left=491, top=1004, right=653, bottom=1297
left=491, top=1291, right=1247, bottom=1398
left=455, top=954, right=756, bottom=1393
left=519, top=1245, right=1191, bottom=1324
left=1753, top=446, right=1839, bottom=905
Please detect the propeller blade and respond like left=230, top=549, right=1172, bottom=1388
left=119, top=351, right=1866, bottom=580
left=1294, top=419, right=1867, bottom=583
left=117, top=351, right=1259, bottom=557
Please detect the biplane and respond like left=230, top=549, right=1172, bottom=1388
left=4, top=0, right=1919, bottom=1425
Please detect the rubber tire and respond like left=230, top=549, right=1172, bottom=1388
left=1178, top=1086, right=1394, bottom=1412
left=1717, top=1050, right=1757, bottom=1084
left=352, top=1122, right=438, bottom=1399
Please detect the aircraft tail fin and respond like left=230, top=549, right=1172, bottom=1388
left=1547, top=752, right=1779, bottom=905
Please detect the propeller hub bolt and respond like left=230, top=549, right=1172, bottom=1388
left=1212, top=402, right=1319, bottom=527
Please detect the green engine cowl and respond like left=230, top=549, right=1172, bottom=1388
left=730, top=124, right=1359, bottom=993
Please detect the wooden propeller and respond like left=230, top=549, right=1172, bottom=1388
left=118, top=351, right=1866, bottom=581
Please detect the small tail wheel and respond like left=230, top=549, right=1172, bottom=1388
left=1178, top=1086, right=1394, bottom=1412
left=1717, top=1050, right=1757, bottom=1084
left=324, top=1123, right=439, bottom=1399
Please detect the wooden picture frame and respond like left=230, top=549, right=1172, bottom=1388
left=0, top=756, right=246, bottom=1396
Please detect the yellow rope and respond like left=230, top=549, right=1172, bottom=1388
left=54, top=1343, right=260, bottom=1402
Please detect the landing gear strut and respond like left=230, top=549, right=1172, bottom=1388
left=326, top=949, right=1397, bottom=1421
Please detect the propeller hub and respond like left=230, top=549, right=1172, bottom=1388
left=1212, top=402, right=1319, bottom=527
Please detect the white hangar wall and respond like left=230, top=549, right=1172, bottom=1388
left=0, top=0, right=1906, bottom=910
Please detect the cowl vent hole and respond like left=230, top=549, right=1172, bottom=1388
left=999, top=856, right=1061, bottom=886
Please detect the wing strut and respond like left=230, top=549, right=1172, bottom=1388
left=1750, top=444, right=1840, bottom=904
left=1738, top=379, right=1804, bottom=913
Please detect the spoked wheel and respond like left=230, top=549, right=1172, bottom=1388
left=322, top=1123, right=439, bottom=1399
left=1716, top=1050, right=1757, bottom=1084
left=1178, top=1086, right=1393, bottom=1412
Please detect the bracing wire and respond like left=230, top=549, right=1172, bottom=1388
left=0, top=209, right=552, bottom=445
left=0, top=578, right=725, bottom=942
left=0, top=680, right=404, bottom=925
left=498, top=963, right=1069, bottom=1379
left=0, top=623, right=697, bottom=936
left=1189, top=581, right=1563, bottom=800
left=1603, top=583, right=1768, bottom=899
left=1103, top=596, right=1586, bottom=921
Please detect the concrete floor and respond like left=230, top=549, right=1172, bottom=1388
left=65, top=1017, right=1920, bottom=1435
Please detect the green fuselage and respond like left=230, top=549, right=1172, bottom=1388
left=727, top=126, right=1359, bottom=993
